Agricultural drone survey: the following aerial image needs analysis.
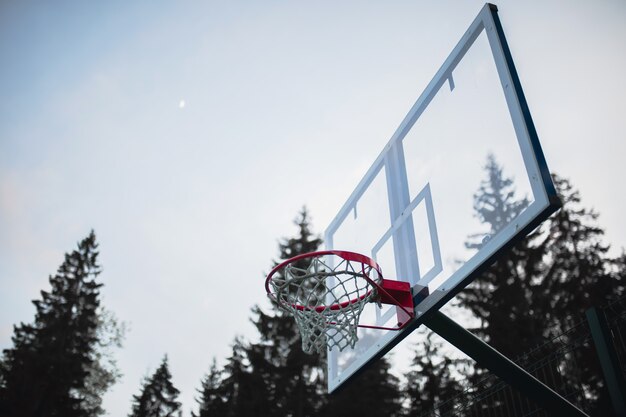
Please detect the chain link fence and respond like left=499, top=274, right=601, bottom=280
left=418, top=297, right=626, bottom=417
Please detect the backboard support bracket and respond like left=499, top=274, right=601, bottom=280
left=377, top=279, right=414, bottom=328
left=422, top=310, right=589, bottom=417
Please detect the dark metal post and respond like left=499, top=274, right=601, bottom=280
left=423, top=311, right=588, bottom=417
left=586, top=307, right=626, bottom=417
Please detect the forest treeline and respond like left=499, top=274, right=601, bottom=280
left=1, top=156, right=624, bottom=416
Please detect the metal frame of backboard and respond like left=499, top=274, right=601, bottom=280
left=324, top=3, right=562, bottom=394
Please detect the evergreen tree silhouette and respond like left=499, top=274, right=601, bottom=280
left=219, top=337, right=265, bottom=417
left=79, top=308, right=125, bottom=416
left=192, top=359, right=228, bottom=417
left=533, top=175, right=625, bottom=325
left=322, top=356, right=403, bottom=417
left=404, top=330, right=465, bottom=416
left=457, top=155, right=626, bottom=414
left=0, top=231, right=122, bottom=417
left=527, top=175, right=625, bottom=415
left=469, top=153, right=530, bottom=237
left=461, top=154, right=538, bottom=356
left=128, top=355, right=181, bottom=417
left=462, top=157, right=625, bottom=351
left=247, top=207, right=326, bottom=417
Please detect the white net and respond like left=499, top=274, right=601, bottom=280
left=269, top=254, right=380, bottom=354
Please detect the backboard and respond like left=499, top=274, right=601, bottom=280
left=324, top=3, right=560, bottom=392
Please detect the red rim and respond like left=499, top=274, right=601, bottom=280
left=265, top=250, right=383, bottom=312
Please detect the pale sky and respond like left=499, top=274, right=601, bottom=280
left=1, top=1, right=625, bottom=415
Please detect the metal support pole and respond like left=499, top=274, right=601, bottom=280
left=586, top=307, right=626, bottom=417
left=422, top=310, right=588, bottom=417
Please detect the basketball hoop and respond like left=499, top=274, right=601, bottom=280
left=265, top=250, right=415, bottom=354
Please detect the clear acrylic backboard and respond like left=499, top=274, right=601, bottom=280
left=324, top=3, right=560, bottom=392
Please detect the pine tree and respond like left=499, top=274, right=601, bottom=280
left=224, top=337, right=260, bottom=417
left=456, top=155, right=544, bottom=357
left=241, top=323, right=280, bottom=417
left=532, top=175, right=625, bottom=328
left=461, top=158, right=625, bottom=352
left=246, top=207, right=326, bottom=417
left=79, top=309, right=125, bottom=416
left=210, top=336, right=276, bottom=417
left=0, top=231, right=122, bottom=417
left=457, top=156, right=626, bottom=413
left=404, top=330, right=465, bottom=416
left=529, top=176, right=625, bottom=415
left=322, top=356, right=403, bottom=417
left=128, top=356, right=181, bottom=417
left=469, top=153, right=530, bottom=236
left=192, top=359, right=228, bottom=417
